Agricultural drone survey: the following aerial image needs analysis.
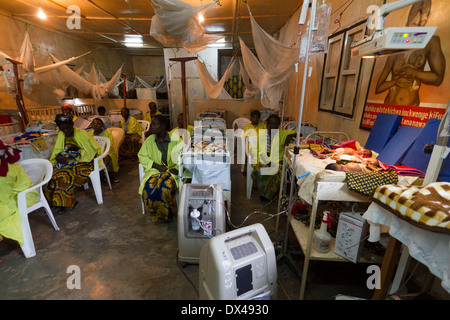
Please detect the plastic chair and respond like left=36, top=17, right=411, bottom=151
left=138, top=120, right=150, bottom=144
left=84, top=136, right=111, bottom=205
left=232, top=117, right=251, bottom=131
left=107, top=127, right=125, bottom=154
left=232, top=118, right=251, bottom=173
left=245, top=136, right=257, bottom=199
left=139, top=163, right=146, bottom=215
left=17, top=158, right=60, bottom=258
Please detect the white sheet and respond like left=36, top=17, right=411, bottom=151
left=363, top=203, right=450, bottom=294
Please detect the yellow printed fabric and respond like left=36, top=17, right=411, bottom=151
left=0, top=163, right=38, bottom=245
left=137, top=132, right=186, bottom=195
left=225, top=75, right=246, bottom=99
left=50, top=128, right=101, bottom=164
left=120, top=116, right=144, bottom=135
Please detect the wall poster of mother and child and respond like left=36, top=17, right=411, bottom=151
left=361, top=0, right=449, bottom=130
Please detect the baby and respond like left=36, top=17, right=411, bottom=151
left=325, top=162, right=368, bottom=172
left=319, top=146, right=372, bottom=159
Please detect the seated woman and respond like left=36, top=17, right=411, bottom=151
left=89, top=118, right=120, bottom=183
left=251, top=114, right=296, bottom=201
left=138, top=115, right=185, bottom=223
left=44, top=114, right=101, bottom=214
left=119, top=107, right=143, bottom=160
left=144, top=102, right=162, bottom=127
left=244, top=110, right=266, bottom=137
left=170, top=112, right=193, bottom=143
left=0, top=141, right=37, bottom=257
left=61, top=103, right=77, bottom=122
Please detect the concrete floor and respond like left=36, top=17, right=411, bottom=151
left=0, top=159, right=423, bottom=300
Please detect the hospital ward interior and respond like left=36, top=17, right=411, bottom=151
left=0, top=0, right=449, bottom=302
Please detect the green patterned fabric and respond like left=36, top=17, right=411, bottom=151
left=346, top=169, right=398, bottom=197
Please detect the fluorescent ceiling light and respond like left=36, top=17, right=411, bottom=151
left=124, top=35, right=143, bottom=48
left=125, top=43, right=144, bottom=48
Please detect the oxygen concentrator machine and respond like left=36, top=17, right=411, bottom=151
left=177, top=183, right=226, bottom=265
left=199, top=223, right=277, bottom=300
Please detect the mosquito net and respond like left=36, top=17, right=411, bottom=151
left=150, top=0, right=224, bottom=53
left=195, top=58, right=236, bottom=99
left=239, top=6, right=299, bottom=110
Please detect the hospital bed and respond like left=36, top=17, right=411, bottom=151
left=195, top=109, right=227, bottom=120
left=177, top=122, right=232, bottom=214
left=276, top=121, right=426, bottom=300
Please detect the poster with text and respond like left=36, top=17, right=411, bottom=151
left=361, top=0, right=449, bottom=130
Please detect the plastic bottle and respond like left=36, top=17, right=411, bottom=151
left=190, top=209, right=201, bottom=231
left=313, top=211, right=332, bottom=253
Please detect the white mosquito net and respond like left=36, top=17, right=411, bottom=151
left=239, top=5, right=299, bottom=110
left=195, top=57, right=236, bottom=99
left=150, top=0, right=224, bottom=53
left=0, top=31, right=90, bottom=98
left=50, top=54, right=123, bottom=100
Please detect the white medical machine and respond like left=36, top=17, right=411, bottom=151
left=177, top=183, right=226, bottom=265
left=199, top=223, right=277, bottom=300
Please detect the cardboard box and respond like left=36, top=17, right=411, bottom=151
left=334, top=211, right=368, bottom=263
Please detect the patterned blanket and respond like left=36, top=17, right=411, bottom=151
left=371, top=182, right=450, bottom=234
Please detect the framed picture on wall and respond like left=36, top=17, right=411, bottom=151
left=318, top=20, right=367, bottom=118
left=360, top=0, right=449, bottom=131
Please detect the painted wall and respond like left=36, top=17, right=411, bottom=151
left=0, top=13, right=134, bottom=113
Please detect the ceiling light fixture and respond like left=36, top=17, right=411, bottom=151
left=198, top=14, right=205, bottom=23
left=124, top=35, right=143, bottom=48
left=37, top=7, right=47, bottom=19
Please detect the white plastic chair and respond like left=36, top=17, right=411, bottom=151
left=84, top=136, right=111, bottom=205
left=17, top=158, right=60, bottom=258
left=139, top=163, right=146, bottom=214
left=107, top=127, right=125, bottom=154
left=246, top=136, right=257, bottom=199
left=232, top=118, right=251, bottom=173
left=232, top=117, right=251, bottom=131
left=138, top=120, right=150, bottom=144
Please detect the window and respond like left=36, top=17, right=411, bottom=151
left=318, top=21, right=367, bottom=117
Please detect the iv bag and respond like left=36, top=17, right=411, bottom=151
left=310, top=3, right=332, bottom=54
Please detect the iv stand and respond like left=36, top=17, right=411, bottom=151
left=277, top=0, right=317, bottom=278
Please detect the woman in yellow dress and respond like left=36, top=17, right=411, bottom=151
left=44, top=114, right=101, bottom=214
left=0, top=140, right=37, bottom=254
left=251, top=114, right=296, bottom=200
left=138, top=115, right=185, bottom=222
left=89, top=117, right=120, bottom=183
left=119, top=107, right=143, bottom=160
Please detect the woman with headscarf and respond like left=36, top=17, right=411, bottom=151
left=251, top=114, right=296, bottom=201
left=0, top=141, right=37, bottom=257
left=44, top=114, right=101, bottom=214
left=138, top=115, right=185, bottom=222
left=89, top=117, right=120, bottom=183
left=61, top=103, right=77, bottom=122
left=119, top=107, right=143, bottom=160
